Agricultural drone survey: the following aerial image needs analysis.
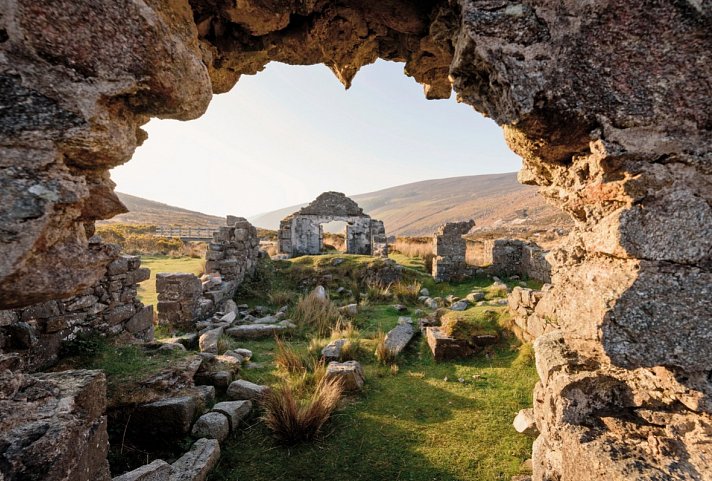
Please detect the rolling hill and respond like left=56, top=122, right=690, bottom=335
left=99, top=192, right=225, bottom=228
left=250, top=172, right=571, bottom=236
left=102, top=173, right=572, bottom=237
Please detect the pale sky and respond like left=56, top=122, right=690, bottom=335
left=111, top=60, right=521, bottom=218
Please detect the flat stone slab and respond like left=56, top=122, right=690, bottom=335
left=325, top=360, right=365, bottom=391
left=225, top=324, right=290, bottom=339
left=170, top=438, right=220, bottom=481
left=113, top=460, right=173, bottom=481
left=211, top=400, right=252, bottom=431
left=226, top=379, right=269, bottom=401
left=191, top=412, right=229, bottom=442
left=384, top=319, right=415, bottom=356
left=426, top=326, right=474, bottom=361
left=321, top=338, right=347, bottom=362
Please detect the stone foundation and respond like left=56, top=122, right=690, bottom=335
left=0, top=254, right=152, bottom=371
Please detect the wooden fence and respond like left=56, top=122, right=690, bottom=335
left=154, top=226, right=216, bottom=240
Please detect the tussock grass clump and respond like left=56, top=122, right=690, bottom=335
left=292, top=290, right=343, bottom=336
left=374, top=330, right=397, bottom=365
left=269, top=289, right=296, bottom=307
left=366, top=281, right=393, bottom=304
left=275, top=337, right=307, bottom=374
left=307, top=337, right=329, bottom=356
left=391, top=280, right=422, bottom=305
left=262, top=376, right=343, bottom=445
left=217, top=334, right=233, bottom=355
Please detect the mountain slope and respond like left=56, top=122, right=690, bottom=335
left=250, top=172, right=571, bottom=236
left=99, top=192, right=225, bottom=228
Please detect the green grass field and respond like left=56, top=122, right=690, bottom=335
left=207, top=255, right=537, bottom=481
left=137, top=255, right=204, bottom=306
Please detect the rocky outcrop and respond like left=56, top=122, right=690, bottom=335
left=0, top=369, right=111, bottom=481
left=0, top=254, right=153, bottom=370
left=278, top=192, right=387, bottom=258
left=0, top=1, right=710, bottom=480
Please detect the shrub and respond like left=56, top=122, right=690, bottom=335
left=274, top=337, right=306, bottom=374
left=292, top=290, right=343, bottom=336
left=391, top=281, right=422, bottom=305
left=262, top=376, right=343, bottom=445
left=374, top=330, right=396, bottom=365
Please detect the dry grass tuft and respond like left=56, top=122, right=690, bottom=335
left=366, top=281, right=393, bottom=304
left=391, top=280, right=422, bottom=305
left=269, top=289, right=296, bottom=307
left=391, top=237, right=433, bottom=258
left=292, top=290, right=343, bottom=336
left=262, top=376, right=343, bottom=445
left=374, top=329, right=397, bottom=365
left=217, top=334, right=232, bottom=355
left=274, top=337, right=306, bottom=374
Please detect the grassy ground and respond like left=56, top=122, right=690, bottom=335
left=138, top=255, right=204, bottom=306
left=208, top=255, right=538, bottom=481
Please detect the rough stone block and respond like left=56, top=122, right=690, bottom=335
left=133, top=396, right=197, bottom=438
left=384, top=319, right=415, bottom=356
left=170, top=438, right=220, bottom=481
left=211, top=400, right=252, bottom=432
left=426, top=327, right=474, bottom=361
left=226, top=380, right=269, bottom=401
left=325, top=361, right=365, bottom=391
left=112, top=460, right=173, bottom=481
left=191, top=412, right=229, bottom=442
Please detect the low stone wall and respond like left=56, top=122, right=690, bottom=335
left=0, top=255, right=153, bottom=371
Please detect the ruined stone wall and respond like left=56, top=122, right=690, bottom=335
left=507, top=285, right=557, bottom=343
left=432, top=220, right=475, bottom=281
left=481, top=239, right=551, bottom=283
left=0, top=254, right=152, bottom=371
left=370, top=219, right=389, bottom=257
left=157, top=217, right=259, bottom=329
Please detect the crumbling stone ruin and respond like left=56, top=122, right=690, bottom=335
left=482, top=239, right=551, bottom=283
left=1, top=1, right=710, bottom=480
left=278, top=192, right=388, bottom=258
left=432, top=220, right=475, bottom=281
left=157, top=216, right=260, bottom=330
left=0, top=253, right=152, bottom=370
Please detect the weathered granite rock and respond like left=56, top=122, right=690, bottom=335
left=383, top=318, right=416, bottom=356
left=211, top=400, right=252, bottom=432
left=226, top=380, right=269, bottom=401
left=113, top=460, right=173, bottom=481
left=321, top=338, right=348, bottom=362
left=198, top=327, right=223, bottom=354
left=450, top=300, right=470, bottom=311
left=339, top=304, right=359, bottom=317
left=170, top=439, right=220, bottom=481
left=0, top=370, right=110, bottom=481
left=513, top=408, right=538, bottom=437
left=325, top=361, right=365, bottom=392
left=191, top=412, right=230, bottom=442
left=226, top=324, right=290, bottom=339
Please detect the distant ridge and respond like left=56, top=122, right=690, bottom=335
left=250, top=172, right=571, bottom=236
left=99, top=192, right=225, bottom=228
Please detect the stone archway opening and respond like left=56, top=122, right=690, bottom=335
left=0, top=2, right=709, bottom=481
